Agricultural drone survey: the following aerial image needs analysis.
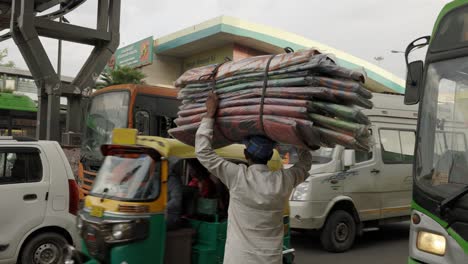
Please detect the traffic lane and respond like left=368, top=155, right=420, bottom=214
left=292, top=222, right=410, bottom=264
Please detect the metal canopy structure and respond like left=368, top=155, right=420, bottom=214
left=0, top=0, right=120, bottom=141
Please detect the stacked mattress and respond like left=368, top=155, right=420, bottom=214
left=168, top=49, right=373, bottom=151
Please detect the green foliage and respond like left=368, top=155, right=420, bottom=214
left=0, top=48, right=15, bottom=68
left=95, top=66, right=146, bottom=89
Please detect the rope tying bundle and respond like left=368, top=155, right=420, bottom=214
left=259, top=54, right=277, bottom=134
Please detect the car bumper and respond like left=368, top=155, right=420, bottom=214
left=289, top=200, right=328, bottom=230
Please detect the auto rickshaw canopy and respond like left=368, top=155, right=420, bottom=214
left=111, top=128, right=283, bottom=171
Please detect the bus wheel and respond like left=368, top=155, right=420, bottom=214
left=320, top=210, right=356, bottom=252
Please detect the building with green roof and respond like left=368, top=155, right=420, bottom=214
left=131, top=16, right=405, bottom=94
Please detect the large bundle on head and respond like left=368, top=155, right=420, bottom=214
left=168, top=49, right=373, bottom=151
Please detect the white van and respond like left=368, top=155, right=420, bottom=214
left=0, top=137, right=80, bottom=264
left=289, top=93, right=418, bottom=252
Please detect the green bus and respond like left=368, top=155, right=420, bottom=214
left=404, top=0, right=468, bottom=263
left=0, top=92, right=37, bottom=137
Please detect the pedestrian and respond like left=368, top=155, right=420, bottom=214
left=195, top=91, right=313, bottom=264
left=166, top=158, right=184, bottom=231
left=187, top=159, right=216, bottom=198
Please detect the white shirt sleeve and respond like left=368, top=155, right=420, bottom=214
left=195, top=118, right=241, bottom=189
left=283, top=149, right=312, bottom=189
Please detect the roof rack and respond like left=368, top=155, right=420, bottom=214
left=0, top=136, right=37, bottom=142
left=13, top=136, right=38, bottom=142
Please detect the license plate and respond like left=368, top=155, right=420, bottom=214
left=90, top=206, right=104, bottom=218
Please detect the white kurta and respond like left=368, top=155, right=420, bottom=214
left=195, top=118, right=312, bottom=264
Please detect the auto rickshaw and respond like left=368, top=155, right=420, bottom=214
left=66, top=128, right=295, bottom=264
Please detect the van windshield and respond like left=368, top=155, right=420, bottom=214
left=311, top=147, right=334, bottom=164
left=277, top=144, right=334, bottom=164
left=91, top=153, right=161, bottom=201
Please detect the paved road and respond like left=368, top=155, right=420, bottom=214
left=292, top=222, right=410, bottom=264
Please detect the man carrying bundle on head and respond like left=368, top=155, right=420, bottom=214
left=195, top=91, right=313, bottom=264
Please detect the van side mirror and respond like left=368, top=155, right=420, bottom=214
left=404, top=60, right=424, bottom=105
left=343, top=149, right=356, bottom=168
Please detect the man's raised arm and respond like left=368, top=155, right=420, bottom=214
left=195, top=93, right=240, bottom=189
left=284, top=149, right=312, bottom=188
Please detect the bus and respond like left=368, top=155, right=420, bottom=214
left=78, top=84, right=180, bottom=195
left=404, top=1, right=468, bottom=263
left=0, top=92, right=37, bottom=137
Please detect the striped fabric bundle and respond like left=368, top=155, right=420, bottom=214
left=168, top=49, right=373, bottom=151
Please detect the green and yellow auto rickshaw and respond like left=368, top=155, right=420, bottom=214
left=66, top=129, right=294, bottom=264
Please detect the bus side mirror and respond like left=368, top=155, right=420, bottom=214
left=343, top=149, right=356, bottom=169
left=404, top=60, right=424, bottom=105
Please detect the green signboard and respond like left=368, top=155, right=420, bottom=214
left=107, top=36, right=154, bottom=69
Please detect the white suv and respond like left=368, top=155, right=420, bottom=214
left=0, top=137, right=80, bottom=264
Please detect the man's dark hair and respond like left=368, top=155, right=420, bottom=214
left=244, top=149, right=270, bottom=165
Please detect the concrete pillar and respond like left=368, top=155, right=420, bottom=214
left=36, top=87, right=47, bottom=139
left=66, top=95, right=82, bottom=133
left=46, top=83, right=61, bottom=141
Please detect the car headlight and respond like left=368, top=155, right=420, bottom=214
left=76, top=216, right=83, bottom=230
left=291, top=182, right=309, bottom=201
left=417, top=231, right=446, bottom=256
left=105, top=219, right=149, bottom=243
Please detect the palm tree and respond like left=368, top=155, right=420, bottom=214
left=96, top=66, right=146, bottom=89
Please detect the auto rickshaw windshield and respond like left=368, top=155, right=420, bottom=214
left=91, top=153, right=161, bottom=201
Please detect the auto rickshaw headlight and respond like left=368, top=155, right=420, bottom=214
left=112, top=223, right=131, bottom=240
left=105, top=219, right=149, bottom=243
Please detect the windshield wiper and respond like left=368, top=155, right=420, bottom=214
left=121, top=165, right=141, bottom=183
left=100, top=187, right=109, bottom=203
left=439, top=185, right=468, bottom=217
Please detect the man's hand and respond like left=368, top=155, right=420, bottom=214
left=205, top=91, right=219, bottom=118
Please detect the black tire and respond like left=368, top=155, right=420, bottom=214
left=20, top=232, right=69, bottom=264
left=320, top=210, right=356, bottom=253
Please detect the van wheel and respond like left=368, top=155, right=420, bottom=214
left=320, top=210, right=356, bottom=252
left=20, top=232, right=68, bottom=264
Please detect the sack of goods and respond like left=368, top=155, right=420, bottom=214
left=168, top=49, right=374, bottom=151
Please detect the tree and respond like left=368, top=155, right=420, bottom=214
left=0, top=48, right=15, bottom=68
left=95, top=66, right=146, bottom=89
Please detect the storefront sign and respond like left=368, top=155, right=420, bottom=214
left=107, top=36, right=154, bottom=69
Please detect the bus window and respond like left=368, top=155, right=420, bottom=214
left=155, top=116, right=176, bottom=138
left=432, top=131, right=468, bottom=185
left=135, top=111, right=150, bottom=135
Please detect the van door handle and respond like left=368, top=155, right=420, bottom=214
left=23, top=194, right=37, bottom=201
left=371, top=169, right=380, bottom=174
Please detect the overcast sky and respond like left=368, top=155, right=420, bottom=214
left=0, top=0, right=451, bottom=78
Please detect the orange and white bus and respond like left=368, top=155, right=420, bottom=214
left=78, top=84, right=179, bottom=195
